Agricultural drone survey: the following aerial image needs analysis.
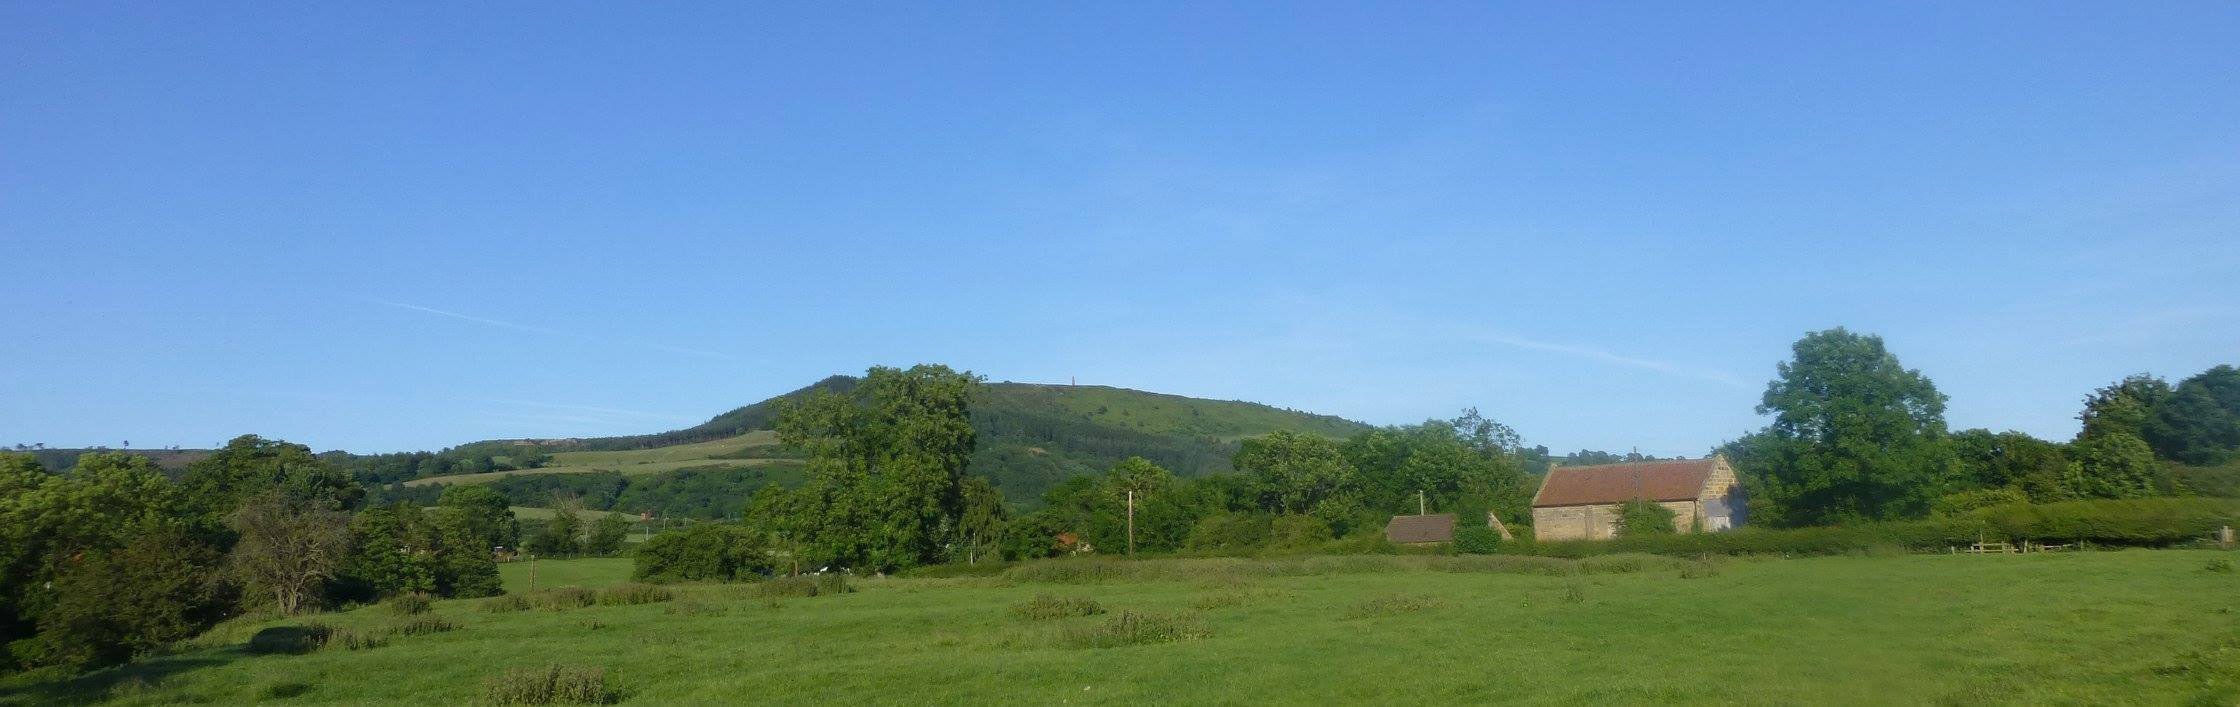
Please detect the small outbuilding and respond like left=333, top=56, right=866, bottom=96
left=1385, top=513, right=1457, bottom=545
left=1529, top=455, right=1744, bottom=541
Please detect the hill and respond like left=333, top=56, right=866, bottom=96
left=410, top=378, right=1374, bottom=505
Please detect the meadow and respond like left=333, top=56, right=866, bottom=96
left=7, top=550, right=2236, bottom=705
left=405, top=432, right=791, bottom=487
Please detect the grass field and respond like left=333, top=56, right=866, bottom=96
left=406, top=432, right=791, bottom=487
left=9, top=550, right=2236, bottom=705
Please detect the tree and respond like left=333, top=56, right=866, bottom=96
left=2143, top=365, right=2240, bottom=465
left=182, top=435, right=361, bottom=520
left=1947, top=429, right=2072, bottom=501
left=633, top=524, right=769, bottom=582
left=438, top=485, right=517, bottom=551
left=2067, top=375, right=2175, bottom=498
left=776, top=364, right=981, bottom=572
left=1, top=452, right=189, bottom=671
left=227, top=491, right=351, bottom=615
left=1234, top=430, right=1357, bottom=517
left=956, top=476, right=1008, bottom=564
left=1724, top=328, right=1958, bottom=526
left=32, top=527, right=230, bottom=669
left=1106, top=457, right=1173, bottom=556
left=585, top=514, right=631, bottom=556
left=527, top=503, right=585, bottom=557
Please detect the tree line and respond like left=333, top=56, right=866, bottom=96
left=0, top=434, right=635, bottom=676
left=1724, top=328, right=2240, bottom=527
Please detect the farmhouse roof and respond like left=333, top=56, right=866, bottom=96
left=1532, top=458, right=1717, bottom=507
left=1385, top=513, right=1456, bottom=544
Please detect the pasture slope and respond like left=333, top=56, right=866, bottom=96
left=423, top=380, right=1376, bottom=503
left=11, top=549, right=2237, bottom=704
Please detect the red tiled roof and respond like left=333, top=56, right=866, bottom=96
left=1385, top=514, right=1456, bottom=544
left=1532, top=458, right=1717, bottom=507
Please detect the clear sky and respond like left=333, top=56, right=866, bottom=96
left=4, top=3, right=2236, bottom=455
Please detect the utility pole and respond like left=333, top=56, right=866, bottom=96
left=1126, top=489, right=1136, bottom=557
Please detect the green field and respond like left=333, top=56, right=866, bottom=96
left=406, top=432, right=790, bottom=487
left=11, top=550, right=2237, bottom=705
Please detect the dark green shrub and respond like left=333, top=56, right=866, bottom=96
left=1503, top=498, right=2240, bottom=558
left=260, top=682, right=313, bottom=699
left=1011, top=594, right=1105, bottom=620
left=755, top=574, right=851, bottom=598
left=1184, top=513, right=1271, bottom=553
left=633, top=524, right=769, bottom=583
left=245, top=625, right=334, bottom=655
left=1060, top=611, right=1210, bottom=648
left=584, top=515, right=632, bottom=556
left=1452, top=526, right=1503, bottom=554
left=481, top=664, right=615, bottom=705
left=596, top=583, right=674, bottom=606
left=483, top=594, right=532, bottom=613
left=1267, top=514, right=1333, bottom=550
left=1615, top=499, right=1678, bottom=537
left=387, top=592, right=432, bottom=615
left=31, top=527, right=231, bottom=669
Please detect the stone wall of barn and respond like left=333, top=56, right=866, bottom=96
left=1531, top=500, right=1702, bottom=540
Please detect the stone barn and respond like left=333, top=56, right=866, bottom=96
left=1529, top=455, right=1743, bottom=541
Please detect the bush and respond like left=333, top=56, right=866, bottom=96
left=1615, top=499, right=1678, bottom=537
left=2207, top=558, right=2236, bottom=574
left=584, top=515, right=632, bottom=557
left=1011, top=594, right=1105, bottom=620
left=1267, top=515, right=1333, bottom=550
left=326, top=627, right=388, bottom=650
left=596, top=583, right=674, bottom=606
left=387, top=592, right=433, bottom=616
left=481, top=665, right=615, bottom=705
left=1060, top=611, right=1211, bottom=648
left=390, top=616, right=459, bottom=636
left=534, top=587, right=598, bottom=611
left=633, top=524, right=769, bottom=583
left=756, top=574, right=851, bottom=598
left=1452, top=526, right=1503, bottom=555
left=245, top=625, right=333, bottom=655
left=1184, top=513, right=1271, bottom=553
left=483, top=594, right=532, bottom=613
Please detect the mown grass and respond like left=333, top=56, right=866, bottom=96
left=8, top=551, right=2239, bottom=704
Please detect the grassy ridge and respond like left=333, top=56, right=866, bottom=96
left=421, top=380, right=1376, bottom=503
left=13, top=551, right=2237, bottom=704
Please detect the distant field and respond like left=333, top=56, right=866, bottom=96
left=496, top=557, right=634, bottom=594
left=17, top=550, right=2238, bottom=704
left=405, top=432, right=793, bottom=487
left=503, top=506, right=622, bottom=521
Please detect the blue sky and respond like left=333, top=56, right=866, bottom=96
left=4, top=3, right=2236, bottom=455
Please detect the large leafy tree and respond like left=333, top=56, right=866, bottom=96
left=1234, top=430, right=1357, bottom=517
left=2065, top=375, right=2174, bottom=498
left=1723, top=328, right=1958, bottom=526
left=776, top=364, right=981, bottom=571
left=182, top=435, right=362, bottom=519
left=2143, top=365, right=2240, bottom=465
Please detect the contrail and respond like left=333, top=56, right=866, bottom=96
left=365, top=299, right=561, bottom=335
left=1474, top=333, right=1748, bottom=388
